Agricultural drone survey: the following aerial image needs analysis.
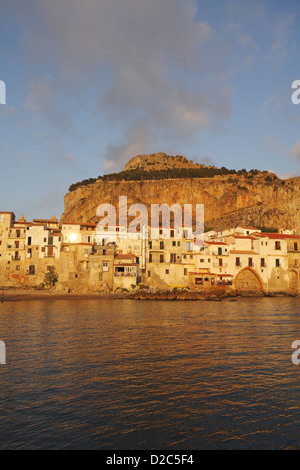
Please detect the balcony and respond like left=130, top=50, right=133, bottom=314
left=212, top=251, right=229, bottom=256
left=7, top=243, right=25, bottom=250
left=114, top=272, right=136, bottom=277
left=213, top=262, right=228, bottom=268
left=11, top=256, right=21, bottom=261
left=8, top=233, right=26, bottom=239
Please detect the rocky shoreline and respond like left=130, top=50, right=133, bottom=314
left=1, top=286, right=298, bottom=301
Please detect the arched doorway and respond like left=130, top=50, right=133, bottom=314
left=234, top=267, right=263, bottom=294
left=289, top=270, right=298, bottom=292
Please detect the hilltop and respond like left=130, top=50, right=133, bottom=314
left=60, top=152, right=300, bottom=232
left=124, top=152, right=215, bottom=172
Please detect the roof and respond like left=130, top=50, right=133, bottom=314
left=189, top=272, right=218, bottom=276
left=230, top=250, right=259, bottom=255
left=231, top=235, right=256, bottom=240
left=114, top=263, right=137, bottom=266
left=237, top=226, right=260, bottom=231
left=33, top=220, right=59, bottom=224
left=261, top=233, right=300, bottom=240
left=204, top=241, right=228, bottom=246
left=115, top=254, right=136, bottom=259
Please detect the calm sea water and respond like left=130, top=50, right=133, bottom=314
left=0, top=297, right=300, bottom=450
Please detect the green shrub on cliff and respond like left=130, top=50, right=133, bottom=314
left=68, top=165, right=270, bottom=192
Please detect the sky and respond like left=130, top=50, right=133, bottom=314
left=0, top=0, right=300, bottom=221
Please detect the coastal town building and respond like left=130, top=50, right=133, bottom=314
left=1, top=210, right=300, bottom=295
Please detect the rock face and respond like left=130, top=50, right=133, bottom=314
left=61, top=171, right=300, bottom=232
left=124, top=152, right=213, bottom=172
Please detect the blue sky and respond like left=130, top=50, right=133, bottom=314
left=0, top=0, right=300, bottom=220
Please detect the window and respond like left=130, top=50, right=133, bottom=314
left=149, top=254, right=152, bottom=263
left=275, top=241, right=281, bottom=250
left=170, top=230, right=174, bottom=238
left=177, top=242, right=180, bottom=247
left=160, top=254, right=164, bottom=263
left=184, top=268, right=188, bottom=276
left=149, top=241, right=152, bottom=249
left=219, top=259, right=223, bottom=267
left=294, top=243, right=298, bottom=251
left=236, top=257, right=240, bottom=267
left=148, top=271, right=151, bottom=277
left=276, top=259, right=280, bottom=267
left=248, top=258, right=253, bottom=267
left=160, top=241, right=164, bottom=250
left=261, top=258, right=265, bottom=267
left=165, top=269, right=169, bottom=275
left=84, top=235, right=90, bottom=243
left=172, top=241, right=176, bottom=247
left=29, top=265, right=35, bottom=275
left=103, top=262, right=109, bottom=272
left=28, top=236, right=32, bottom=246
left=170, top=253, right=176, bottom=263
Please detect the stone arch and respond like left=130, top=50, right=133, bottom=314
left=289, top=270, right=298, bottom=292
left=234, top=267, right=264, bottom=294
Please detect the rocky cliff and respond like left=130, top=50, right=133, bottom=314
left=62, top=169, right=300, bottom=232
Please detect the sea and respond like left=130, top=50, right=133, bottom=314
left=0, top=297, right=300, bottom=450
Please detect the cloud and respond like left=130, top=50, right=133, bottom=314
left=262, top=96, right=282, bottom=112
left=10, top=0, right=232, bottom=167
left=263, top=136, right=288, bottom=155
left=102, top=124, right=158, bottom=173
left=264, top=13, right=295, bottom=68
left=290, top=141, right=300, bottom=161
left=25, top=78, right=55, bottom=112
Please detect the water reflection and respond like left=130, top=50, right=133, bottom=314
left=0, top=298, right=300, bottom=449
